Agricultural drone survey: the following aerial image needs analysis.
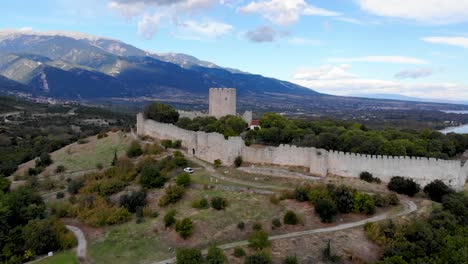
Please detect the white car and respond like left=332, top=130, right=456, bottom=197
left=184, top=167, right=194, bottom=174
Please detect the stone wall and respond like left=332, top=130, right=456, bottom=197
left=137, top=114, right=468, bottom=191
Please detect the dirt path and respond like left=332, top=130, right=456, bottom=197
left=186, top=155, right=288, bottom=191
left=152, top=199, right=417, bottom=264
left=66, top=225, right=87, bottom=260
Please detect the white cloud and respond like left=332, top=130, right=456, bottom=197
left=291, top=64, right=468, bottom=100
left=178, top=20, right=233, bottom=38
left=356, top=0, right=468, bottom=24
left=245, top=26, right=277, bottom=42
left=238, top=0, right=340, bottom=26
left=138, top=13, right=164, bottom=39
left=328, top=56, right=428, bottom=65
left=423, top=37, right=468, bottom=49
left=395, top=68, right=434, bottom=79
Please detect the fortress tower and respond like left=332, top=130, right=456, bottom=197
left=209, top=88, right=237, bottom=118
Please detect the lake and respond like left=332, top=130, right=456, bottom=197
left=440, top=124, right=468, bottom=134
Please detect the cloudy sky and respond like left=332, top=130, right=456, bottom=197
left=2, top=0, right=468, bottom=100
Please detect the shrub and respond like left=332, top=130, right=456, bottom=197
left=164, top=209, right=177, bottom=227
left=388, top=176, right=421, bottom=197
left=120, top=191, right=147, bottom=213
left=159, top=185, right=185, bottom=206
left=176, top=173, right=191, bottom=187
left=237, top=221, right=245, bottom=230
left=423, top=180, right=454, bottom=202
left=173, top=156, right=188, bottom=167
left=140, top=164, right=167, bottom=189
left=50, top=201, right=74, bottom=218
left=354, top=193, right=376, bottom=215
left=233, top=246, right=246, bottom=257
left=269, top=195, right=280, bottom=205
left=234, top=156, right=243, bottom=167
left=214, top=159, right=222, bottom=168
left=55, top=165, right=66, bottom=173
left=387, top=193, right=400, bottom=206
left=374, top=193, right=400, bottom=208
left=0, top=177, right=10, bottom=193
left=248, top=230, right=270, bottom=250
left=161, top=140, right=173, bottom=149
left=96, top=162, right=104, bottom=170
left=211, top=196, right=227, bottom=210
left=206, top=246, right=228, bottom=264
left=284, top=255, right=298, bottom=264
left=56, top=192, right=65, bottom=199
left=22, top=219, right=60, bottom=255
left=360, top=171, right=374, bottom=182
left=307, top=185, right=331, bottom=205
left=144, top=143, right=164, bottom=155
left=330, top=185, right=355, bottom=213
left=36, top=152, right=53, bottom=167
left=272, top=218, right=282, bottom=228
left=175, top=218, right=194, bottom=239
left=253, top=222, right=263, bottom=231
left=322, top=240, right=341, bottom=263
left=67, top=178, right=85, bottom=194
left=127, top=140, right=143, bottom=158
left=172, top=140, right=182, bottom=149
left=176, top=248, right=203, bottom=264
left=315, top=199, right=338, bottom=223
left=97, top=132, right=108, bottom=139
left=294, top=186, right=310, bottom=202
left=283, top=211, right=299, bottom=225
left=192, top=197, right=209, bottom=209
left=77, top=139, right=89, bottom=144
left=144, top=103, right=179, bottom=124
left=244, top=252, right=272, bottom=264
left=76, top=195, right=131, bottom=227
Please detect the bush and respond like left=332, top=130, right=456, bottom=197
left=56, top=192, right=65, bottom=199
left=248, top=230, right=270, bottom=250
left=374, top=193, right=400, bottom=208
left=423, top=180, right=454, bottom=202
left=283, top=210, right=299, bottom=225
left=55, top=165, right=66, bottom=173
left=76, top=195, right=131, bottom=227
left=97, top=132, right=108, bottom=139
left=164, top=209, right=177, bottom=227
left=211, top=196, right=227, bottom=210
left=206, top=246, right=228, bottom=264
left=269, top=195, right=280, bottom=205
left=0, top=177, right=10, bottom=193
left=172, top=140, right=182, bottom=149
left=244, top=252, right=272, bottom=264
left=272, top=218, right=282, bottom=228
left=214, top=159, right=222, bottom=168
left=144, top=103, right=179, bottom=124
left=67, top=178, right=85, bottom=194
left=22, top=219, right=60, bottom=255
left=176, top=173, right=191, bottom=187
left=307, top=185, right=331, bottom=205
left=315, top=199, right=338, bottom=223
left=173, top=156, right=188, bottom=167
left=388, top=177, right=421, bottom=197
left=120, top=191, right=147, bottom=213
left=234, top=156, right=243, bottom=167
left=192, top=197, right=209, bottom=209
left=176, top=248, right=203, bottom=264
left=175, top=218, right=194, bottom=239
left=140, top=164, right=167, bottom=189
left=159, top=185, right=185, bottom=206
left=330, top=185, right=355, bottom=213
left=144, top=143, right=164, bottom=155
left=127, top=140, right=143, bottom=158
left=162, top=140, right=173, bottom=149
left=237, top=221, right=245, bottom=230
left=284, top=255, right=298, bottom=264
left=96, top=162, right=104, bottom=170
left=253, top=222, right=263, bottom=231
left=359, top=172, right=381, bottom=184
left=233, top=246, right=246, bottom=257
left=354, top=193, right=376, bottom=215
left=294, top=186, right=310, bottom=202
left=36, top=152, right=53, bottom=167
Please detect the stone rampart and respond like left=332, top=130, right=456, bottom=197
left=137, top=114, right=467, bottom=191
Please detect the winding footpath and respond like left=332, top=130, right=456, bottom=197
left=65, top=225, right=87, bottom=260
left=153, top=199, right=417, bottom=264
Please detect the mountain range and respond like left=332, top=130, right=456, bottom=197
left=0, top=30, right=317, bottom=100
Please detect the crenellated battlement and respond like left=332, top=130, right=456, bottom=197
left=137, top=114, right=467, bottom=191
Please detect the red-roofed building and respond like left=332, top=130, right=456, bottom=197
left=249, top=119, right=261, bottom=130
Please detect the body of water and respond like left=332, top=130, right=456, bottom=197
left=441, top=110, right=468, bottom=114
left=440, top=124, right=468, bottom=134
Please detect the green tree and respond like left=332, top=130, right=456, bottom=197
left=244, top=252, right=272, bottom=264
left=127, top=140, right=143, bottom=158
left=206, top=246, right=228, bottom=264
left=140, top=164, right=167, bottom=189
left=283, top=211, right=299, bottom=225
left=0, top=177, right=10, bottom=193
left=22, top=219, right=59, bottom=255
left=423, top=180, right=454, bottom=202
left=144, top=103, right=179, bottom=124
left=248, top=230, right=270, bottom=250
left=164, top=209, right=177, bottom=227
left=175, top=218, right=194, bottom=239
left=330, top=185, right=355, bottom=213
left=315, top=199, right=338, bottom=223
left=211, top=197, right=227, bottom=210
left=176, top=248, right=203, bottom=264
left=176, top=173, right=191, bottom=187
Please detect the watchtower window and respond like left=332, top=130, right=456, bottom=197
left=225, top=97, right=227, bottom=101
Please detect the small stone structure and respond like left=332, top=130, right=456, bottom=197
left=137, top=114, right=468, bottom=191
left=209, top=88, right=237, bottom=118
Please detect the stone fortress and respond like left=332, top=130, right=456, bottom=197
left=137, top=88, right=468, bottom=191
